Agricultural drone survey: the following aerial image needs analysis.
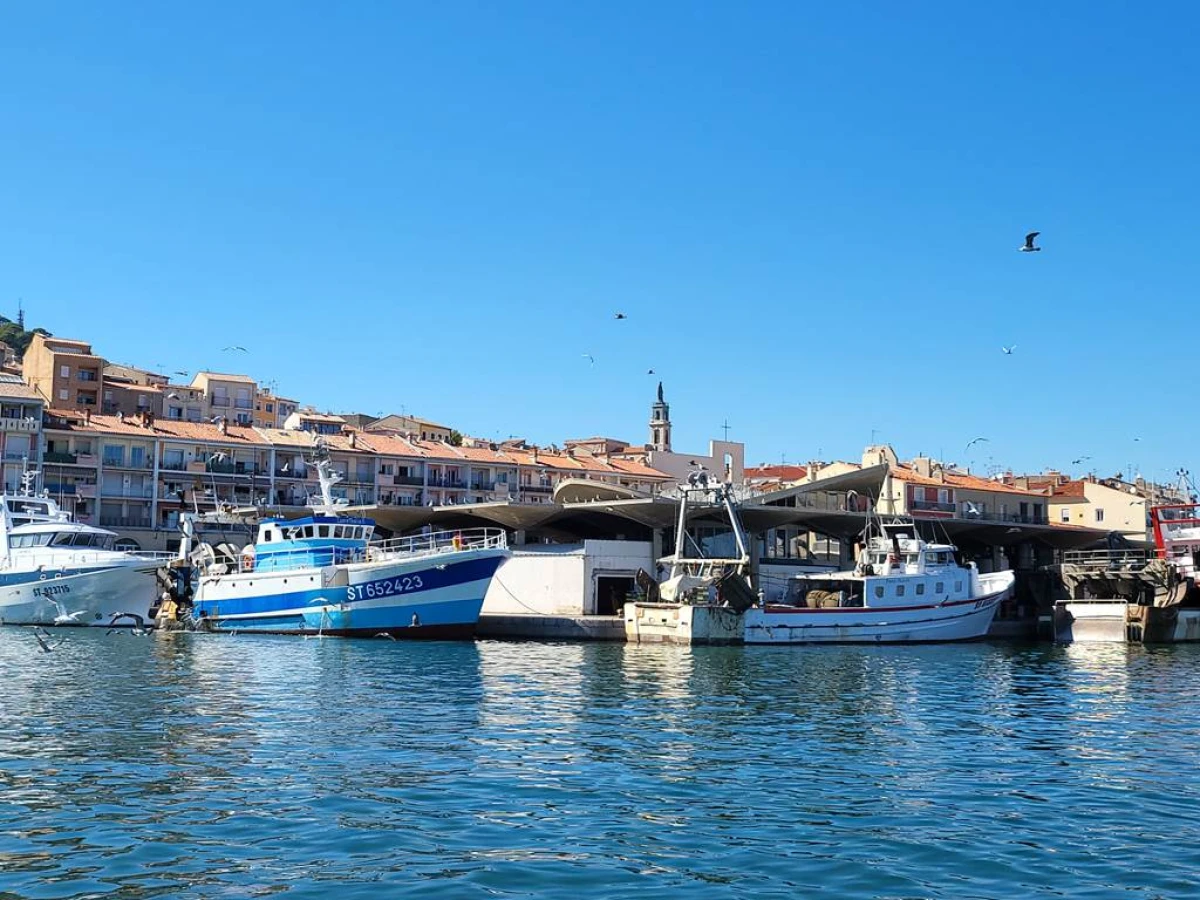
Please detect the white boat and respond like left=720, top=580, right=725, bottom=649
left=744, top=520, right=1014, bottom=644
left=180, top=446, right=509, bottom=637
left=0, top=475, right=172, bottom=627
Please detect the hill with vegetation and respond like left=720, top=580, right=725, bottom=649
left=0, top=316, right=50, bottom=358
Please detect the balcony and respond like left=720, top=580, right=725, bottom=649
left=234, top=399, right=253, bottom=410
left=77, top=371, right=99, bottom=382
left=101, top=486, right=155, bottom=499
left=44, top=484, right=77, bottom=495
left=206, top=461, right=236, bottom=474
left=210, top=397, right=230, bottom=408
left=911, top=499, right=956, bottom=515
left=471, top=481, right=496, bottom=492
left=394, top=474, right=425, bottom=486
left=44, top=451, right=78, bottom=464
left=3, top=451, right=29, bottom=461
left=428, top=478, right=466, bottom=489
left=0, top=418, right=38, bottom=433
left=77, top=484, right=97, bottom=498
left=99, top=517, right=151, bottom=529
left=274, top=468, right=303, bottom=479
left=521, top=484, right=553, bottom=493
left=160, top=460, right=189, bottom=472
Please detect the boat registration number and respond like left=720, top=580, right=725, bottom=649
left=347, top=574, right=424, bottom=602
left=33, top=584, right=71, bottom=598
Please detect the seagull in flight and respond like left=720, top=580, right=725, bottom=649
left=647, top=368, right=656, bottom=375
left=222, top=346, right=248, bottom=353
left=174, top=370, right=190, bottom=377
left=166, top=392, right=180, bottom=400
left=614, top=312, right=627, bottom=320
left=965, top=437, right=989, bottom=452
left=1072, top=456, right=1092, bottom=465
left=1020, top=231, right=1041, bottom=252
left=1002, top=345, right=1017, bottom=355
left=582, top=353, right=595, bottom=366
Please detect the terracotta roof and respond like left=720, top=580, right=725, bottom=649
left=254, top=428, right=369, bottom=453
left=892, top=466, right=1047, bottom=496
left=0, top=379, right=45, bottom=402
left=46, top=413, right=268, bottom=444
left=608, top=457, right=670, bottom=478
left=746, top=464, right=808, bottom=482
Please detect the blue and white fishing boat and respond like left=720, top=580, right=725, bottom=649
left=184, top=454, right=508, bottom=637
left=0, top=472, right=172, bottom=626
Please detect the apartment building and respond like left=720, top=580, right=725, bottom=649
left=283, top=409, right=346, bottom=435
left=23, top=333, right=104, bottom=410
left=0, top=375, right=45, bottom=492
left=367, top=414, right=454, bottom=442
left=254, top=389, right=298, bottom=429
left=191, top=372, right=257, bottom=425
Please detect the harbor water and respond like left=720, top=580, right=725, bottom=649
left=2, top=631, right=1199, bottom=899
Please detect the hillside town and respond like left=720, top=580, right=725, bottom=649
left=0, top=325, right=1188, bottom=562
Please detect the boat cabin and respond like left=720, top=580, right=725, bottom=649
left=250, top=514, right=377, bottom=571
left=787, top=521, right=977, bottom=609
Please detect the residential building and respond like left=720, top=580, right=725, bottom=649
left=367, top=414, right=454, bottom=442
left=22, top=333, right=104, bottom=410
left=0, top=375, right=45, bottom=492
left=254, top=388, right=299, bottom=429
left=1000, top=471, right=1159, bottom=542
left=191, top=372, right=257, bottom=425
left=161, top=383, right=206, bottom=422
left=283, top=409, right=347, bottom=435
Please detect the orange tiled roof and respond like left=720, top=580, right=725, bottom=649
left=48, top=414, right=269, bottom=444
left=892, top=466, right=1047, bottom=496
left=746, top=464, right=808, bottom=482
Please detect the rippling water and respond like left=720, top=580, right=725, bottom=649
left=2, top=630, right=1200, bottom=899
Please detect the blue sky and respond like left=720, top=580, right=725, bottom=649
left=2, top=2, right=1197, bottom=485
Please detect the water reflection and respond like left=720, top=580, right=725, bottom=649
left=3, top=628, right=1200, bottom=898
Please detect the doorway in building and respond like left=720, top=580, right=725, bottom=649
left=595, top=575, right=636, bottom=616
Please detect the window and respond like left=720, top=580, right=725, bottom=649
left=319, top=525, right=330, bottom=538
left=896, top=585, right=905, bottom=597
left=1061, top=508, right=1071, bottom=523
left=130, top=446, right=146, bottom=468
left=58, top=389, right=68, bottom=401
left=60, top=365, right=70, bottom=379
left=266, top=403, right=274, bottom=413
left=874, top=586, right=884, bottom=599
left=102, top=445, right=125, bottom=466
left=916, top=583, right=925, bottom=595
left=956, top=581, right=963, bottom=592
left=936, top=582, right=944, bottom=593
left=1095, top=509, right=1105, bottom=523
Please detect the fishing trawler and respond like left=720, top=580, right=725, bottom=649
left=0, top=472, right=171, bottom=626
left=744, top=519, right=1014, bottom=644
left=625, top=470, right=1013, bottom=644
left=180, top=447, right=509, bottom=637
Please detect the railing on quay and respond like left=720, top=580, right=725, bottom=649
left=235, top=528, right=507, bottom=574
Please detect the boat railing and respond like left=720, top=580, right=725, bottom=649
left=241, top=528, right=507, bottom=573
left=1061, top=548, right=1154, bottom=570
left=370, top=527, right=508, bottom=560
left=14, top=549, right=176, bottom=568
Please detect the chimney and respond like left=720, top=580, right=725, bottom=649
left=82, top=408, right=91, bottom=426
left=219, top=418, right=228, bottom=435
left=348, top=431, right=357, bottom=449
left=532, top=446, right=539, bottom=464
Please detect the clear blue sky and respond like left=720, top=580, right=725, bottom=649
left=3, top=2, right=1197, bottom=485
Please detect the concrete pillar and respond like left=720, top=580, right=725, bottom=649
left=652, top=528, right=664, bottom=563
left=513, top=529, right=527, bottom=547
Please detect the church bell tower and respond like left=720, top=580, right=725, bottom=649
left=649, top=382, right=672, bottom=452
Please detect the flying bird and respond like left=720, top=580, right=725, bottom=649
left=32, top=627, right=62, bottom=653
left=647, top=368, right=656, bottom=375
left=1072, top=456, right=1092, bottom=465
left=222, top=346, right=248, bottom=353
left=166, top=392, right=180, bottom=400
left=174, top=370, right=190, bottom=377
left=965, top=437, right=989, bottom=452
left=582, top=353, right=595, bottom=366
left=210, top=415, right=225, bottom=424
left=1020, top=231, right=1041, bottom=252
left=1002, top=345, right=1017, bottom=355
left=107, top=612, right=149, bottom=636
left=614, top=312, right=627, bottom=320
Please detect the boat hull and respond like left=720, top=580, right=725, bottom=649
left=192, top=548, right=507, bottom=637
left=0, top=563, right=159, bottom=627
left=744, top=574, right=1013, bottom=644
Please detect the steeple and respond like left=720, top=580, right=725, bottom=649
left=649, top=382, right=671, bottom=452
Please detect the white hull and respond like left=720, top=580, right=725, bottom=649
left=0, top=563, right=159, bottom=627
left=744, top=574, right=1013, bottom=644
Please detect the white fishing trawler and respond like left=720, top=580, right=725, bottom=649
left=625, top=470, right=1014, bottom=644
left=744, top=519, right=1014, bottom=644
left=0, top=472, right=171, bottom=626
left=178, top=445, right=509, bottom=637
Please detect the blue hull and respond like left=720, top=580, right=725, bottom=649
left=192, top=553, right=504, bottom=638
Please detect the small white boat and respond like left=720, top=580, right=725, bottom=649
left=0, top=475, right=172, bottom=627
left=744, top=520, right=1014, bottom=644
